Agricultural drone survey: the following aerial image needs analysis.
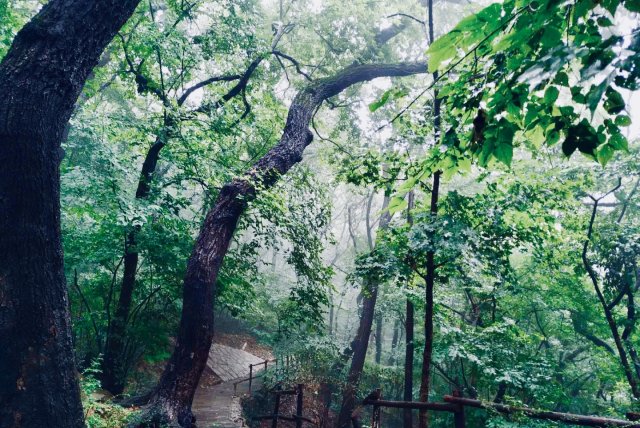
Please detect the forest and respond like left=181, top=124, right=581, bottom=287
left=0, top=0, right=639, bottom=427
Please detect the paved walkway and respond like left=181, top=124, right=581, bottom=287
left=207, top=344, right=266, bottom=382
left=193, top=344, right=266, bottom=427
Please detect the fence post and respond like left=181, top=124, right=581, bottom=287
left=453, top=389, right=465, bottom=428
left=296, top=383, right=304, bottom=428
left=249, top=364, right=253, bottom=393
left=371, top=388, right=382, bottom=428
left=272, top=384, right=282, bottom=428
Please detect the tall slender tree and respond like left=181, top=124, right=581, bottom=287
left=419, top=1, right=441, bottom=426
left=337, top=194, right=392, bottom=428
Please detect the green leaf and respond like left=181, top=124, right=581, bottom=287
left=609, top=133, right=628, bottom=151
left=369, top=90, right=393, bottom=112
left=427, top=33, right=459, bottom=72
left=604, top=87, right=625, bottom=114
left=596, top=143, right=614, bottom=166
left=544, top=86, right=560, bottom=104
left=574, top=0, right=596, bottom=19
left=586, top=81, right=607, bottom=115
left=369, top=89, right=408, bottom=112
left=615, top=115, right=632, bottom=126
left=458, top=157, right=472, bottom=172
left=494, top=142, right=513, bottom=166
left=625, top=0, right=640, bottom=12
left=388, top=196, right=408, bottom=215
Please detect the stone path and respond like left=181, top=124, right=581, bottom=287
left=207, top=344, right=266, bottom=382
left=193, top=344, right=266, bottom=427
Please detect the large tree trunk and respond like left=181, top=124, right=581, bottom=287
left=336, top=195, right=392, bottom=428
left=139, top=62, right=426, bottom=427
left=0, top=1, right=141, bottom=426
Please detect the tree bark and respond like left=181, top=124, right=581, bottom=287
left=0, top=1, right=141, bottom=426
left=140, top=62, right=426, bottom=427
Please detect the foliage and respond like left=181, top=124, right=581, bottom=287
left=427, top=0, right=639, bottom=170
left=80, top=360, right=134, bottom=428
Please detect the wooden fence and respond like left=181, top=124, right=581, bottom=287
left=252, top=383, right=316, bottom=427
left=361, top=389, right=640, bottom=427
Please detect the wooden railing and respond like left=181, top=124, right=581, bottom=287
left=233, top=358, right=275, bottom=393
left=361, top=389, right=640, bottom=428
left=252, top=383, right=316, bottom=427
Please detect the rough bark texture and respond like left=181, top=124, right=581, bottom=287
left=0, top=1, right=141, bottom=426
left=140, top=62, right=426, bottom=427
left=337, top=196, right=392, bottom=428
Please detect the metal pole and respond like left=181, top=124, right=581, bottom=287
left=249, top=364, right=253, bottom=393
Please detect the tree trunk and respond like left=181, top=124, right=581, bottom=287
left=141, top=62, right=426, bottom=427
left=417, top=162, right=441, bottom=428
left=404, top=299, right=415, bottom=428
left=404, top=190, right=415, bottom=428
left=419, top=2, right=441, bottom=425
left=336, top=195, right=392, bottom=428
left=388, top=319, right=400, bottom=366
left=583, top=197, right=640, bottom=399
left=375, top=312, right=383, bottom=364
left=0, top=1, right=141, bottom=426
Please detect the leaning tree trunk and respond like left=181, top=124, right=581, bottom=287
left=0, top=1, right=141, bottom=427
left=139, top=62, right=426, bottom=427
left=336, top=196, right=392, bottom=428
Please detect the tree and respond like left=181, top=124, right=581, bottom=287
left=100, top=1, right=263, bottom=393
left=0, top=0, right=141, bottom=426
left=137, top=61, right=426, bottom=426
left=337, top=193, right=392, bottom=428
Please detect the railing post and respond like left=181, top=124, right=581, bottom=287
left=272, top=384, right=282, bottom=428
left=249, top=364, right=253, bottom=393
left=296, top=384, right=304, bottom=428
left=453, top=389, right=465, bottom=428
left=371, top=388, right=382, bottom=428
